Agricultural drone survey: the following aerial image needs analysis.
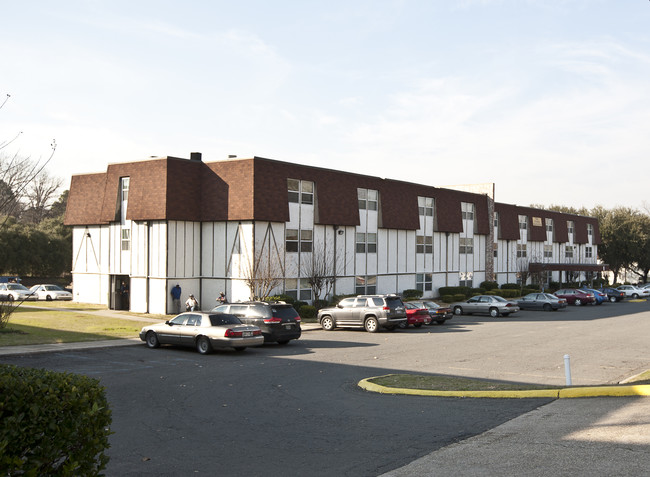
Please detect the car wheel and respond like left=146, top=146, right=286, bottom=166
left=364, top=316, right=379, bottom=333
left=489, top=307, right=499, bottom=318
left=610, top=296, right=617, bottom=302
left=632, top=293, right=639, bottom=299
left=196, top=336, right=212, bottom=354
left=320, top=316, right=335, bottom=331
left=543, top=304, right=552, bottom=312
left=7, top=295, right=14, bottom=302
left=277, top=340, right=290, bottom=345
left=398, top=320, right=408, bottom=329
left=145, top=331, right=160, bottom=349
left=436, top=319, right=446, bottom=325
left=233, top=346, right=246, bottom=352
left=453, top=306, right=463, bottom=315
left=45, top=295, right=53, bottom=301
left=574, top=299, right=582, bottom=306
left=414, top=323, right=423, bottom=328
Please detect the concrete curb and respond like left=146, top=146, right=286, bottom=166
left=358, top=374, right=650, bottom=399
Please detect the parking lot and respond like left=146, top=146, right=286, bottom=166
left=2, top=299, right=649, bottom=475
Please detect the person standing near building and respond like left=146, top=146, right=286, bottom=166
left=185, top=294, right=199, bottom=311
left=217, top=291, right=228, bottom=305
left=171, top=284, right=182, bottom=314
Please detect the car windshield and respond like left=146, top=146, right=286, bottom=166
left=209, top=314, right=242, bottom=326
left=385, top=297, right=404, bottom=307
left=44, top=285, right=63, bottom=291
left=8, top=284, right=29, bottom=291
left=271, top=306, right=299, bottom=319
left=404, top=302, right=419, bottom=309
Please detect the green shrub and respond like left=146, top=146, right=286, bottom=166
left=522, top=288, right=539, bottom=295
left=299, top=305, right=317, bottom=319
left=438, top=286, right=472, bottom=298
left=480, top=281, right=499, bottom=291
left=470, top=288, right=485, bottom=296
left=453, top=294, right=466, bottom=302
left=441, top=295, right=454, bottom=303
left=266, top=294, right=295, bottom=304
left=0, top=364, right=112, bottom=475
left=402, top=289, right=422, bottom=299
left=500, top=283, right=520, bottom=290
left=499, top=289, right=520, bottom=298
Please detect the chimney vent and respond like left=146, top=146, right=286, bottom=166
left=190, top=152, right=202, bottom=162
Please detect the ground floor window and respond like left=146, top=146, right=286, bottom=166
left=565, top=245, right=574, bottom=259
left=356, top=275, right=377, bottom=295
left=459, top=272, right=473, bottom=288
left=544, top=244, right=553, bottom=259
left=517, top=243, right=527, bottom=258
left=416, top=273, right=432, bottom=292
left=585, top=246, right=593, bottom=259
left=285, top=278, right=312, bottom=301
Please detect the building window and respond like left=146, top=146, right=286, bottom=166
left=286, top=228, right=313, bottom=253
left=121, top=228, right=130, bottom=251
left=356, top=232, right=377, bottom=253
left=418, top=197, right=434, bottom=216
left=493, top=243, right=498, bottom=258
left=567, top=221, right=574, bottom=235
left=121, top=177, right=130, bottom=201
left=544, top=244, right=553, bottom=259
left=459, top=237, right=473, bottom=254
left=459, top=272, right=473, bottom=288
left=287, top=179, right=314, bottom=205
left=546, top=219, right=553, bottom=233
left=416, top=235, right=433, bottom=254
left=461, top=202, right=474, bottom=221
left=358, top=188, right=378, bottom=211
left=416, top=273, right=432, bottom=292
left=356, top=275, right=377, bottom=295
left=285, top=278, right=312, bottom=301
left=585, top=246, right=593, bottom=258
left=587, top=224, right=593, bottom=236
left=518, top=215, right=527, bottom=230
left=565, top=245, right=574, bottom=259
left=517, top=243, right=527, bottom=258
left=494, top=212, right=499, bottom=229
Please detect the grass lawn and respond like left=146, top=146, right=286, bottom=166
left=0, top=306, right=157, bottom=346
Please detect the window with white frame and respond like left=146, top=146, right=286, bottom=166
left=461, top=202, right=474, bottom=221
left=416, top=273, right=432, bottom=292
left=355, top=275, right=377, bottom=295
left=459, top=272, right=473, bottom=287
left=418, top=196, right=434, bottom=216
left=416, top=235, right=433, bottom=254
left=546, top=218, right=553, bottom=233
left=287, top=179, right=314, bottom=205
left=356, top=232, right=377, bottom=253
left=517, top=243, right=527, bottom=258
left=518, top=215, right=527, bottom=230
left=119, top=177, right=130, bottom=224
left=494, top=212, right=499, bottom=229
left=286, top=228, right=313, bottom=252
left=567, top=221, right=574, bottom=235
left=121, top=228, right=130, bottom=251
left=358, top=188, right=378, bottom=210
left=544, top=244, right=553, bottom=259
left=493, top=243, right=498, bottom=258
left=587, top=223, right=593, bottom=236
left=565, top=245, right=574, bottom=259
left=285, top=278, right=312, bottom=301
left=585, top=246, right=593, bottom=258
left=459, top=237, right=473, bottom=254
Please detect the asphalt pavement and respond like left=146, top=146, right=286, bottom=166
left=2, top=306, right=650, bottom=476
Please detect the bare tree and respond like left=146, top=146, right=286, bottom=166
left=22, top=171, right=63, bottom=224
left=241, top=247, right=284, bottom=300
left=301, top=241, right=340, bottom=302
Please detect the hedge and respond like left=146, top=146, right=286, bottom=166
left=0, top=364, right=112, bottom=475
left=402, top=289, right=422, bottom=299
left=299, top=305, right=317, bottom=319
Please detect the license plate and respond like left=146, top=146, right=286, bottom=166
left=283, top=324, right=293, bottom=329
left=243, top=331, right=252, bottom=337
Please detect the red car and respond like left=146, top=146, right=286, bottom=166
left=554, top=289, right=595, bottom=306
left=400, top=302, right=430, bottom=328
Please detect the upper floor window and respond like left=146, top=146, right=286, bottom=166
left=517, top=243, right=527, bottom=258
left=121, top=228, right=130, bottom=251
left=567, top=221, right=575, bottom=235
left=287, top=179, right=314, bottom=205
left=494, top=212, right=499, bottom=229
left=358, top=188, right=378, bottom=210
left=418, top=197, right=434, bottom=216
left=518, top=215, right=527, bottom=230
left=544, top=244, right=553, bottom=258
left=461, top=202, right=474, bottom=221
left=286, top=228, right=312, bottom=253
left=585, top=246, right=593, bottom=258
left=459, top=237, right=473, bottom=254
left=565, top=245, right=574, bottom=259
left=356, top=232, right=377, bottom=253
left=119, top=177, right=130, bottom=224
left=121, top=177, right=130, bottom=201
left=416, top=235, right=433, bottom=254
left=587, top=223, right=594, bottom=236
left=546, top=218, right=553, bottom=233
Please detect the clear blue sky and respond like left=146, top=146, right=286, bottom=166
left=2, top=1, right=649, bottom=210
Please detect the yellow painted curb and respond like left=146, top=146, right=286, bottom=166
left=358, top=375, right=650, bottom=399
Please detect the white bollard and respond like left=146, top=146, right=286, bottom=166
left=564, top=354, right=572, bottom=386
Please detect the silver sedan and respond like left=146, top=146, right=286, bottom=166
left=451, top=295, right=520, bottom=317
left=139, top=312, right=264, bottom=354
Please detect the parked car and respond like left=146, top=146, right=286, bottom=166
left=616, top=285, right=650, bottom=299
left=554, top=289, right=595, bottom=306
left=581, top=288, right=606, bottom=305
left=0, top=283, right=35, bottom=302
left=139, top=312, right=264, bottom=354
left=401, top=302, right=430, bottom=328
left=516, top=293, right=567, bottom=311
left=317, top=294, right=407, bottom=332
left=211, top=301, right=301, bottom=344
left=408, top=300, right=453, bottom=325
left=599, top=287, right=626, bottom=302
left=28, top=284, right=73, bottom=301
left=451, top=295, right=520, bottom=317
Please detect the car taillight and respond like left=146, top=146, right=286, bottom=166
left=293, top=315, right=301, bottom=322
left=383, top=306, right=390, bottom=311
left=224, top=329, right=243, bottom=337
left=263, top=317, right=283, bottom=324
left=253, top=329, right=262, bottom=336
left=505, top=303, right=514, bottom=307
